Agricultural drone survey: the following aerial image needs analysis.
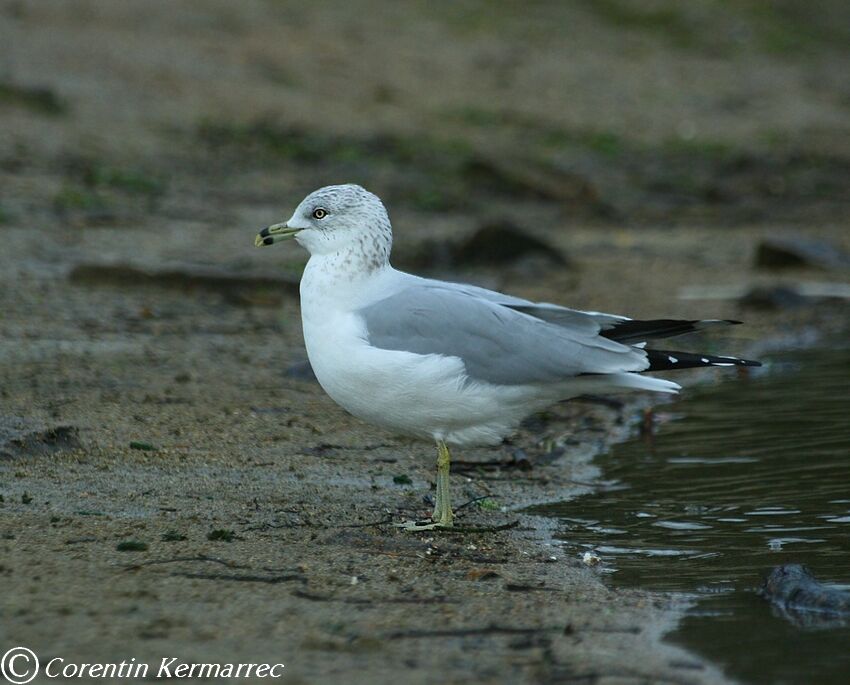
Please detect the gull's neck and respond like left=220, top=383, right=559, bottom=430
left=300, top=232, right=394, bottom=311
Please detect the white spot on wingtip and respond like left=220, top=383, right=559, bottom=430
left=668, top=355, right=678, bottom=363
left=701, top=357, right=710, bottom=363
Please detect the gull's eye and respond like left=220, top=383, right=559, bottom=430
left=312, top=208, right=327, bottom=220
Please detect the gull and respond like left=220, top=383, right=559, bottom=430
left=255, top=184, right=760, bottom=530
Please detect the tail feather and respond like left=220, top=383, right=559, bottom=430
left=607, top=372, right=681, bottom=394
left=646, top=349, right=761, bottom=372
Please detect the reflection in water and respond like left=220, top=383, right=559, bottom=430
left=531, top=347, right=850, bottom=685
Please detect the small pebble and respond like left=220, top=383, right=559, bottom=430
left=582, top=551, right=601, bottom=566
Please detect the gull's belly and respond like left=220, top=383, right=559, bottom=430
left=302, top=310, right=536, bottom=445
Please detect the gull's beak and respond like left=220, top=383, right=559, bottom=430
left=255, top=222, right=302, bottom=248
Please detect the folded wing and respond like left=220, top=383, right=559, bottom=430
left=358, top=284, right=648, bottom=386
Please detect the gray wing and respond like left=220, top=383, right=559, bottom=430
left=443, top=282, right=628, bottom=334
left=424, top=281, right=727, bottom=344
left=358, top=284, right=648, bottom=386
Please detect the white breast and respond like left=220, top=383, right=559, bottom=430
left=298, top=259, right=541, bottom=445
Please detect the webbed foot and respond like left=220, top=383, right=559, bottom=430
left=395, top=518, right=452, bottom=532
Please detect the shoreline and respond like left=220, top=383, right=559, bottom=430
left=3, top=217, right=847, bottom=683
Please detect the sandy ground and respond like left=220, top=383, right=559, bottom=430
left=2, top=2, right=850, bottom=683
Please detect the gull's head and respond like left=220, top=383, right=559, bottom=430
left=256, top=184, right=392, bottom=265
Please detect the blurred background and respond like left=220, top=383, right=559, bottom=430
left=2, top=2, right=850, bottom=684
left=3, top=0, right=849, bottom=330
left=3, top=1, right=850, bottom=251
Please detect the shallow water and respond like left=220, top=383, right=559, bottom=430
left=532, top=347, right=850, bottom=685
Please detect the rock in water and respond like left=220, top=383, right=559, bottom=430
left=760, top=564, right=850, bottom=628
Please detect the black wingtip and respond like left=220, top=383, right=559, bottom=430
left=646, top=349, right=762, bottom=372
left=603, top=318, right=746, bottom=344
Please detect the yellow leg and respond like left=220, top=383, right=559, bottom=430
left=433, top=440, right=454, bottom=527
left=397, top=440, right=454, bottom=531
left=432, top=455, right=443, bottom=521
